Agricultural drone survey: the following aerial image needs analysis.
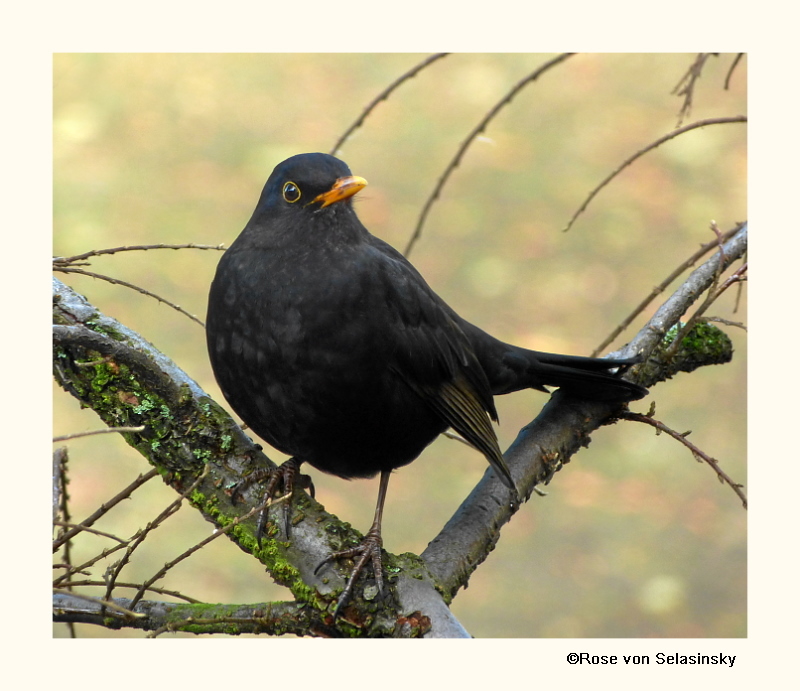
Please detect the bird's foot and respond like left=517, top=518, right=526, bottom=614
left=231, top=458, right=313, bottom=544
left=315, top=525, right=384, bottom=618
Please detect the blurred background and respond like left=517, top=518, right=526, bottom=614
left=53, top=53, right=747, bottom=638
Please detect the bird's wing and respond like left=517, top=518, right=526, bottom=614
left=367, top=240, right=516, bottom=492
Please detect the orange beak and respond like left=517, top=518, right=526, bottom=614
left=312, top=175, right=368, bottom=208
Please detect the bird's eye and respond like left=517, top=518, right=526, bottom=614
left=282, top=181, right=301, bottom=203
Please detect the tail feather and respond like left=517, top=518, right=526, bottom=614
left=531, top=359, right=648, bottom=402
left=456, top=318, right=648, bottom=402
left=491, top=343, right=648, bottom=402
left=530, top=350, right=639, bottom=372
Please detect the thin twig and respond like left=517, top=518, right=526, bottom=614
left=106, top=466, right=211, bottom=604
left=52, top=468, right=160, bottom=553
left=562, top=116, right=746, bottom=233
left=621, top=409, right=747, bottom=509
left=625, top=224, right=746, bottom=360
left=672, top=53, right=718, bottom=126
left=591, top=225, right=741, bottom=356
left=665, top=259, right=747, bottom=359
left=704, top=316, right=747, bottom=331
left=404, top=53, right=574, bottom=257
left=53, top=426, right=145, bottom=442
left=330, top=53, right=450, bottom=156
left=53, top=447, right=68, bottom=525
left=54, top=266, right=206, bottom=327
left=60, top=581, right=201, bottom=604
left=53, top=445, right=73, bottom=633
left=54, top=243, right=226, bottom=264
left=724, top=54, right=745, bottom=90
left=658, top=221, right=728, bottom=361
left=54, top=541, right=132, bottom=585
left=53, top=521, right=129, bottom=543
left=129, top=493, right=272, bottom=609
left=74, top=356, right=113, bottom=368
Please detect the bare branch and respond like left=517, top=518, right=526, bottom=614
left=128, top=481, right=268, bottom=609
left=53, top=592, right=351, bottom=637
left=562, top=117, right=746, bottom=233
left=724, top=54, right=745, bottom=90
left=404, top=53, right=574, bottom=257
left=422, top=223, right=747, bottom=599
left=60, top=581, right=201, bottom=604
left=592, top=225, right=741, bottom=355
left=54, top=590, right=146, bottom=619
left=626, top=223, right=747, bottom=358
left=621, top=409, right=747, bottom=508
left=53, top=521, right=128, bottom=543
left=53, top=243, right=226, bottom=265
left=665, top=261, right=747, bottom=359
left=329, top=53, right=449, bottom=156
left=53, top=426, right=145, bottom=442
left=54, top=266, right=206, bottom=327
left=52, top=468, right=160, bottom=554
left=672, top=53, right=719, bottom=125
left=109, top=466, right=211, bottom=606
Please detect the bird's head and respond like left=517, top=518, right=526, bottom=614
left=256, top=153, right=368, bottom=217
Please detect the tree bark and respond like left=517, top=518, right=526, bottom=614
left=52, top=223, right=746, bottom=636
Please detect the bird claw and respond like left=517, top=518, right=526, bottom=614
left=231, top=457, right=312, bottom=544
left=315, top=526, right=384, bottom=618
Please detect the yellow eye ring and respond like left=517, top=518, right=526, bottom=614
left=282, top=181, right=301, bottom=203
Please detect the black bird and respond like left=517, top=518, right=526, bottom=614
left=206, top=152, right=647, bottom=612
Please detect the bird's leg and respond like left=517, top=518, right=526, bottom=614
left=316, top=469, right=391, bottom=617
left=230, top=457, right=313, bottom=544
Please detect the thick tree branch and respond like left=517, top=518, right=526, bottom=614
left=627, top=223, right=747, bottom=359
left=52, top=277, right=463, bottom=637
left=421, top=223, right=747, bottom=598
left=53, top=592, right=342, bottom=637
left=54, top=590, right=437, bottom=638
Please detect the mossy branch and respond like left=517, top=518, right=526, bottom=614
left=52, top=221, right=745, bottom=632
left=53, top=592, right=343, bottom=637
left=52, top=277, right=450, bottom=637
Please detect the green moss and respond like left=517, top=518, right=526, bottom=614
left=89, top=362, right=113, bottom=392
left=84, top=318, right=111, bottom=337
left=80, top=317, right=127, bottom=343
left=638, top=320, right=735, bottom=386
left=189, top=489, right=213, bottom=513
left=682, top=321, right=730, bottom=356
left=185, top=485, right=325, bottom=612
left=663, top=321, right=733, bottom=365
left=56, top=312, right=395, bottom=630
left=132, top=396, right=156, bottom=414
left=53, top=339, right=215, bottom=482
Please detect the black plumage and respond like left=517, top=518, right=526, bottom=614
left=206, top=152, right=647, bottom=611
